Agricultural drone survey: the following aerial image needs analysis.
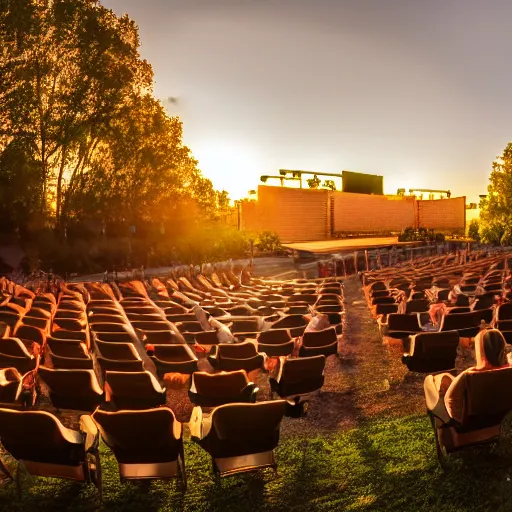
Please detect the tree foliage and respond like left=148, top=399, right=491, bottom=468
left=467, top=219, right=481, bottom=243
left=0, top=0, right=222, bottom=258
left=479, top=142, right=512, bottom=246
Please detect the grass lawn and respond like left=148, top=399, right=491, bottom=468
left=2, top=413, right=512, bottom=512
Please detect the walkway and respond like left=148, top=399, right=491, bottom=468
left=280, top=274, right=425, bottom=437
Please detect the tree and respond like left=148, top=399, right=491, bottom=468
left=0, top=0, right=152, bottom=230
left=0, top=0, right=226, bottom=271
left=468, top=219, right=481, bottom=243
left=479, top=142, right=512, bottom=246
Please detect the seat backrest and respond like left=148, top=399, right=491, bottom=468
left=498, top=302, right=512, bottom=321
left=89, top=323, right=130, bottom=334
left=447, top=307, right=471, bottom=314
left=287, top=294, right=317, bottom=305
left=257, top=329, right=291, bottom=345
left=87, top=306, right=121, bottom=316
left=302, top=327, right=337, bottom=347
left=92, top=407, right=179, bottom=457
left=54, top=310, right=84, bottom=320
left=142, top=330, right=182, bottom=344
left=93, top=331, right=135, bottom=343
left=0, top=312, right=20, bottom=328
left=437, top=289, right=450, bottom=301
left=14, top=324, right=45, bottom=345
left=27, top=307, right=51, bottom=319
left=411, top=331, right=459, bottom=358
left=372, top=296, right=396, bottom=305
left=52, top=318, right=85, bottom=332
left=52, top=330, right=87, bottom=342
left=48, top=341, right=88, bottom=358
left=217, top=342, right=258, bottom=359
left=95, top=341, right=140, bottom=361
left=387, top=314, right=421, bottom=332
left=192, top=370, right=249, bottom=396
left=130, top=321, right=169, bottom=332
left=0, top=408, right=84, bottom=464
left=38, top=367, right=103, bottom=396
left=375, top=304, right=399, bottom=316
left=177, top=321, right=204, bottom=333
left=464, top=367, right=512, bottom=420
left=281, top=355, right=326, bottom=382
left=89, top=314, right=126, bottom=325
left=441, top=309, right=493, bottom=331
left=271, top=315, right=307, bottom=329
left=229, top=319, right=261, bottom=333
left=166, top=313, right=197, bottom=323
left=455, top=294, right=470, bottom=306
left=211, top=401, right=286, bottom=441
left=0, top=337, right=32, bottom=357
left=153, top=344, right=195, bottom=361
left=405, top=299, right=430, bottom=314
left=105, top=371, right=163, bottom=397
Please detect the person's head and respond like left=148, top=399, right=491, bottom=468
left=475, top=329, right=507, bottom=369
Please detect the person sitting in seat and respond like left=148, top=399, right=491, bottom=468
left=424, top=329, right=509, bottom=423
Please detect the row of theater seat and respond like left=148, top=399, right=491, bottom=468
left=0, top=273, right=343, bottom=498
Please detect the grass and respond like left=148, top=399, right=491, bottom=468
left=3, top=414, right=512, bottom=511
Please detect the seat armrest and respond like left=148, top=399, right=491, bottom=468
left=189, top=406, right=203, bottom=439
left=250, top=386, right=260, bottom=402
left=173, top=418, right=182, bottom=440
left=80, top=415, right=99, bottom=453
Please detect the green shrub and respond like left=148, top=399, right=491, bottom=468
left=398, top=227, right=445, bottom=243
left=255, top=231, right=282, bottom=253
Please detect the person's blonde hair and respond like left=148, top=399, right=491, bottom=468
left=476, top=329, right=507, bottom=368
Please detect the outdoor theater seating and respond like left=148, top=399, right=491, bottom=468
left=0, top=368, right=24, bottom=407
left=46, top=341, right=93, bottom=370
left=405, top=299, right=430, bottom=314
left=426, top=367, right=512, bottom=466
left=0, top=338, right=38, bottom=374
left=372, top=296, right=396, bottom=305
left=374, top=303, right=399, bottom=319
left=208, top=342, right=265, bottom=372
left=0, top=409, right=101, bottom=497
left=190, top=400, right=286, bottom=477
left=149, top=344, right=198, bottom=377
left=51, top=330, right=88, bottom=342
left=440, top=309, right=493, bottom=338
left=447, top=307, right=471, bottom=314
left=381, top=313, right=422, bottom=340
left=402, top=331, right=460, bottom=373
left=97, top=355, right=145, bottom=375
left=271, top=314, right=308, bottom=330
left=270, top=355, right=326, bottom=416
left=0, top=311, right=20, bottom=330
left=104, top=370, right=166, bottom=410
left=188, top=370, right=258, bottom=408
left=299, top=327, right=338, bottom=358
left=91, top=407, right=185, bottom=486
left=257, top=329, right=294, bottom=357
left=89, top=314, right=126, bottom=325
left=38, top=367, right=104, bottom=412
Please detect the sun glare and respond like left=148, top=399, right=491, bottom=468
left=193, top=142, right=260, bottom=200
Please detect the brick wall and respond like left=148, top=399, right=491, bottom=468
left=417, top=197, right=466, bottom=231
left=241, top=187, right=466, bottom=241
left=332, top=192, right=416, bottom=233
left=242, top=186, right=328, bottom=242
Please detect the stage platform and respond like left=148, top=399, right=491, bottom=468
left=282, top=237, right=422, bottom=255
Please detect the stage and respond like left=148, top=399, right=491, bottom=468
left=282, top=237, right=422, bottom=255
